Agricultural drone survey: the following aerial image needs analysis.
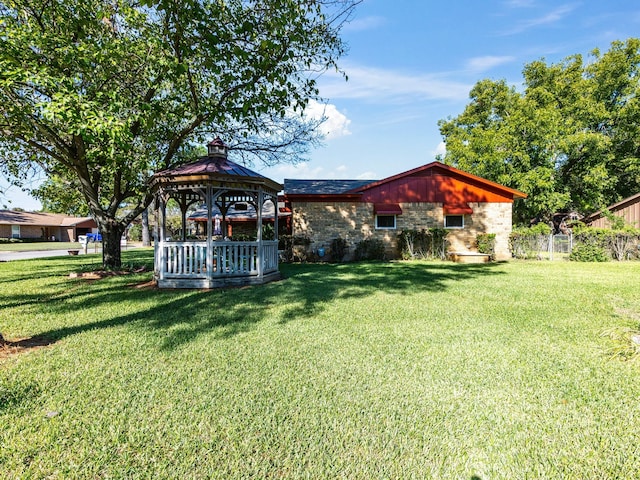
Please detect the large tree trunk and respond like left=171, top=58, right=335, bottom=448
left=142, top=207, right=151, bottom=247
left=101, top=222, right=125, bottom=269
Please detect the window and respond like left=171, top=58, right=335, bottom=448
left=375, top=214, right=396, bottom=229
left=444, top=215, right=464, bottom=229
left=11, top=225, right=20, bottom=239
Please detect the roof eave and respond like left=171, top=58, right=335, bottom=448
left=283, top=193, right=363, bottom=202
left=152, top=173, right=282, bottom=193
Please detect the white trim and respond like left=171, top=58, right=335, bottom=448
left=375, top=214, right=396, bottom=230
left=444, top=215, right=464, bottom=229
left=11, top=225, right=20, bottom=239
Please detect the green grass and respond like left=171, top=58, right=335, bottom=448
left=1, top=253, right=640, bottom=478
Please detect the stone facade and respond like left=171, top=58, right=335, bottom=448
left=445, top=202, right=513, bottom=260
left=292, top=201, right=513, bottom=260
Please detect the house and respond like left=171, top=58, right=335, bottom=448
left=282, top=161, right=527, bottom=261
left=187, top=201, right=291, bottom=239
left=585, top=192, right=640, bottom=228
left=0, top=210, right=97, bottom=242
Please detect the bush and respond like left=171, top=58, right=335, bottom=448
left=569, top=244, right=609, bottom=262
left=573, top=226, right=640, bottom=261
left=397, top=228, right=448, bottom=260
left=509, top=224, right=551, bottom=259
left=262, top=224, right=275, bottom=241
left=476, top=233, right=496, bottom=259
left=232, top=233, right=253, bottom=242
left=354, top=238, right=385, bottom=261
left=330, top=237, right=348, bottom=262
left=278, top=235, right=311, bottom=263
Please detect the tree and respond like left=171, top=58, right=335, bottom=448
left=438, top=38, right=640, bottom=225
left=0, top=0, right=358, bottom=267
left=32, top=175, right=90, bottom=216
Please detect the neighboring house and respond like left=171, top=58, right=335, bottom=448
left=187, top=201, right=291, bottom=239
left=586, top=193, right=640, bottom=228
left=0, top=210, right=97, bottom=242
left=282, top=161, right=527, bottom=261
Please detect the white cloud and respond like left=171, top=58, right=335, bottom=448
left=356, top=171, right=378, bottom=180
left=266, top=162, right=360, bottom=182
left=502, top=4, right=577, bottom=35
left=432, top=141, right=447, bottom=158
left=305, top=100, right=352, bottom=140
left=320, top=64, right=472, bottom=103
left=466, top=55, right=516, bottom=72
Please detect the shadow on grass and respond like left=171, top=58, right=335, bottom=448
left=2, top=255, right=505, bottom=351
left=276, top=261, right=505, bottom=323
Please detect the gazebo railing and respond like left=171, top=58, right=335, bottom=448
left=158, top=240, right=279, bottom=279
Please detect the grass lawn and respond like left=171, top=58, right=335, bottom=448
left=1, top=252, right=640, bottom=478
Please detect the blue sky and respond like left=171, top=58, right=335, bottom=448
left=4, top=0, right=640, bottom=211
left=261, top=0, right=640, bottom=183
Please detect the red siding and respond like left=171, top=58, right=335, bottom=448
left=360, top=170, right=514, bottom=204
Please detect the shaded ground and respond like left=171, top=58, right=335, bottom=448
left=0, top=335, right=54, bottom=360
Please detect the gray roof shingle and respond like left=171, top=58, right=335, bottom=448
left=284, top=179, right=376, bottom=195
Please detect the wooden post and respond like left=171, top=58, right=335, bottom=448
left=206, top=185, right=213, bottom=282
left=257, top=187, right=263, bottom=280
left=273, top=195, right=279, bottom=271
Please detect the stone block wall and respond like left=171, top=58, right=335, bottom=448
left=445, top=202, right=513, bottom=260
left=291, top=201, right=514, bottom=260
left=292, top=202, right=372, bottom=260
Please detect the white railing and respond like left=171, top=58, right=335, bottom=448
left=162, top=241, right=208, bottom=278
left=263, top=241, right=278, bottom=272
left=158, top=240, right=279, bottom=280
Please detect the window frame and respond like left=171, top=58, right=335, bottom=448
left=375, top=214, right=397, bottom=230
left=11, top=225, right=20, bottom=239
left=444, top=215, right=465, bottom=229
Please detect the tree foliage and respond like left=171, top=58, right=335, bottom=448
left=0, top=0, right=358, bottom=267
left=438, top=38, right=640, bottom=225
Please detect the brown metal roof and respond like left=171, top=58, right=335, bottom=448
left=153, top=156, right=283, bottom=192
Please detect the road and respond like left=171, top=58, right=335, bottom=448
left=0, top=248, right=101, bottom=261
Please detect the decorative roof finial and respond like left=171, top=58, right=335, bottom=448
left=207, top=137, right=228, bottom=158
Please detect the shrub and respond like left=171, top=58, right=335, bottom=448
left=476, top=233, right=496, bottom=259
left=262, top=224, right=275, bottom=241
left=509, top=223, right=551, bottom=259
left=573, top=226, right=640, bottom=261
left=278, top=235, right=311, bottom=263
left=329, top=237, right=348, bottom=262
left=397, top=228, right=449, bottom=260
left=569, top=244, right=609, bottom=262
left=354, top=238, right=385, bottom=261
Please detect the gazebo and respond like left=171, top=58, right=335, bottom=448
left=150, top=138, right=283, bottom=288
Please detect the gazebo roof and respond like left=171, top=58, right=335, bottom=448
left=151, top=139, right=282, bottom=193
